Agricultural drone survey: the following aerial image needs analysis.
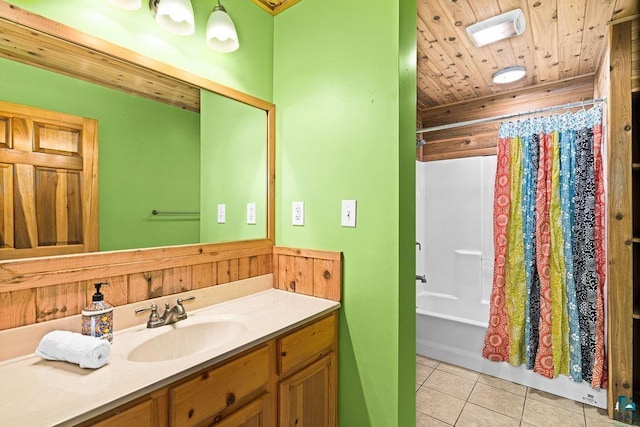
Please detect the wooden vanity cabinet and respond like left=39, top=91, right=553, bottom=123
left=78, top=312, right=337, bottom=427
left=277, top=313, right=337, bottom=427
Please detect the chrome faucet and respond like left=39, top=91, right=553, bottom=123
left=416, top=274, right=427, bottom=283
left=135, top=296, right=196, bottom=328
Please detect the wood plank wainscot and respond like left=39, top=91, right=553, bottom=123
left=272, top=246, right=342, bottom=301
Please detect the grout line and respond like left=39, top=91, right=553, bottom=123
left=520, top=389, right=528, bottom=424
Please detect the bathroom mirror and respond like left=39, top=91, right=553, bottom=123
left=0, top=3, right=275, bottom=261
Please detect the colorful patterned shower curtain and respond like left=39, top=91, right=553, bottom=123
left=482, top=105, right=607, bottom=389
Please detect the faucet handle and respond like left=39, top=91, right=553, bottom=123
left=135, top=303, right=158, bottom=315
left=177, top=296, right=195, bottom=306
left=135, top=304, right=163, bottom=328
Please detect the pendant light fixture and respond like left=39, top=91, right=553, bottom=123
left=105, top=0, right=142, bottom=10
left=104, top=0, right=239, bottom=52
left=149, top=0, right=195, bottom=36
left=206, top=1, right=239, bottom=52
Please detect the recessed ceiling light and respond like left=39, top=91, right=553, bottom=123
left=492, top=66, right=526, bottom=84
left=466, top=9, right=526, bottom=47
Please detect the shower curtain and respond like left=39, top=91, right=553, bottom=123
left=482, top=105, right=607, bottom=389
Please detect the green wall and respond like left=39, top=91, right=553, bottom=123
left=3, top=1, right=417, bottom=425
left=200, top=91, right=267, bottom=242
left=273, top=0, right=416, bottom=425
left=0, top=57, right=201, bottom=251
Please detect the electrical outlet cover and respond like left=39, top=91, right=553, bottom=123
left=292, top=201, right=304, bottom=226
left=217, top=204, right=226, bottom=224
left=341, top=200, right=356, bottom=227
left=247, top=203, right=256, bottom=224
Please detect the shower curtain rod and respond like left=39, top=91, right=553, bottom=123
left=416, top=98, right=606, bottom=134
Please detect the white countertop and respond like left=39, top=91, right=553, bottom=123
left=0, top=288, right=340, bottom=426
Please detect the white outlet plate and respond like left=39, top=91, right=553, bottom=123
left=217, top=204, right=226, bottom=224
left=247, top=203, right=256, bottom=224
left=341, top=200, right=356, bottom=227
left=292, top=201, right=304, bottom=226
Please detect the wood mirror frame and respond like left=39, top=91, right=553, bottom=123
left=0, top=2, right=275, bottom=275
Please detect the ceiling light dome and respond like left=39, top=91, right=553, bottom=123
left=492, top=66, right=526, bottom=84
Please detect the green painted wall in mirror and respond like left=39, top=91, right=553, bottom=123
left=201, top=91, right=267, bottom=243
left=0, top=57, right=201, bottom=251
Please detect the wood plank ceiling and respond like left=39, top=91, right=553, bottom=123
left=416, top=0, right=639, bottom=112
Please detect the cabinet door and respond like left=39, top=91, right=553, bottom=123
left=197, top=393, right=271, bottom=427
left=279, top=353, right=336, bottom=427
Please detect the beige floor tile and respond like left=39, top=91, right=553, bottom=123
left=417, top=383, right=422, bottom=392
left=456, top=402, right=520, bottom=427
left=477, top=374, right=527, bottom=396
left=468, top=382, right=525, bottom=420
left=583, top=406, right=609, bottom=420
left=522, top=398, right=586, bottom=427
left=424, top=369, right=476, bottom=400
left=437, top=362, right=481, bottom=381
left=416, top=387, right=466, bottom=425
left=417, top=354, right=440, bottom=368
left=526, top=388, right=585, bottom=414
left=416, top=411, right=453, bottom=427
left=417, top=364, right=435, bottom=384
left=520, top=423, right=536, bottom=427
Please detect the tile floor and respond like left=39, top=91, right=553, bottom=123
left=416, top=355, right=630, bottom=427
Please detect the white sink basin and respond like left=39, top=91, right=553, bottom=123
left=127, top=317, right=247, bottom=363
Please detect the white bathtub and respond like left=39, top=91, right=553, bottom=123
left=416, top=293, right=607, bottom=408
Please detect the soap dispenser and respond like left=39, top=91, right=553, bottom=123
left=82, top=282, right=113, bottom=343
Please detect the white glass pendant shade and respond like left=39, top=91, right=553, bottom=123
left=153, top=0, right=195, bottom=36
left=105, top=0, right=142, bottom=10
left=206, top=4, right=239, bottom=53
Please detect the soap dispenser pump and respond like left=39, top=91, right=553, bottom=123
left=82, top=282, right=113, bottom=343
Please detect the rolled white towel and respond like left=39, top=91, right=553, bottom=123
left=36, top=330, right=111, bottom=369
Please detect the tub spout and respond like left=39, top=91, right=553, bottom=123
left=416, top=274, right=427, bottom=283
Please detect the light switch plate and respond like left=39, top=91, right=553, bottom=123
left=217, top=204, right=226, bottom=224
left=341, top=200, right=356, bottom=227
left=247, top=203, right=256, bottom=224
left=292, top=201, right=304, bottom=226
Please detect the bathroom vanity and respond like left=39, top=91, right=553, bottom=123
left=0, top=286, right=339, bottom=426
